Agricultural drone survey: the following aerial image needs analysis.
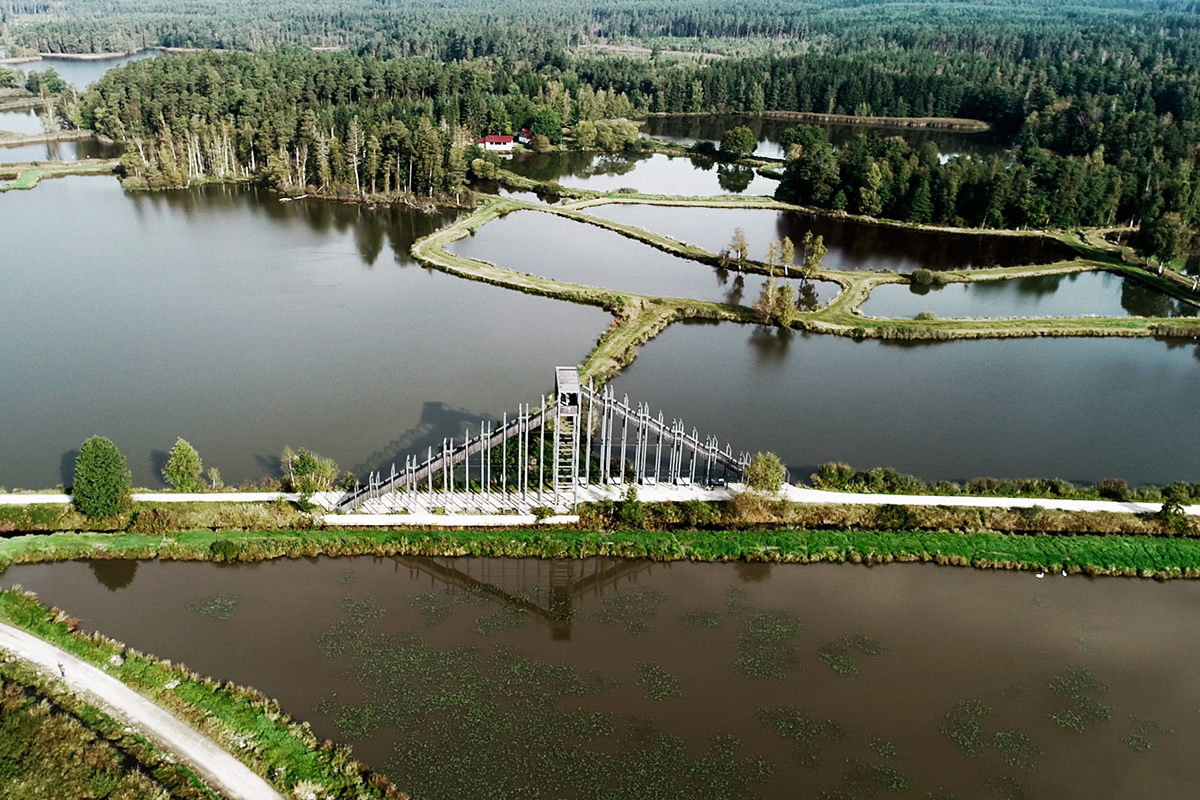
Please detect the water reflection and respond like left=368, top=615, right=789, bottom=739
left=506, top=150, right=778, bottom=196
left=861, top=271, right=1198, bottom=319
left=87, top=560, right=138, bottom=592
left=0, top=136, right=125, bottom=164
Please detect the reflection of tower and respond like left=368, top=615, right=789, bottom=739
left=548, top=560, right=575, bottom=641
left=553, top=367, right=581, bottom=509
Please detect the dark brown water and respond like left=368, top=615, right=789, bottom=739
left=6, top=556, right=1197, bottom=799
left=448, top=209, right=841, bottom=307
left=0, top=178, right=608, bottom=488
left=642, top=115, right=1012, bottom=162
left=584, top=204, right=1076, bottom=272
left=860, top=271, right=1200, bottom=319
left=613, top=325, right=1200, bottom=486
left=506, top=150, right=779, bottom=196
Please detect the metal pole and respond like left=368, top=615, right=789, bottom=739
left=539, top=395, right=546, bottom=504
left=553, top=393, right=561, bottom=507
left=585, top=379, right=593, bottom=486
left=502, top=412, right=508, bottom=498
left=689, top=428, right=698, bottom=484
left=619, top=395, right=629, bottom=485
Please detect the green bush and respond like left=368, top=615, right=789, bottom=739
left=210, top=538, right=243, bottom=561
left=282, top=447, right=340, bottom=498
left=617, top=486, right=645, bottom=528
left=72, top=437, right=132, bottom=519
left=1096, top=478, right=1130, bottom=501
left=129, top=507, right=179, bottom=535
left=911, top=268, right=934, bottom=286
left=162, top=437, right=203, bottom=491
left=745, top=452, right=786, bottom=494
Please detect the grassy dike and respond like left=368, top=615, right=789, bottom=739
left=0, top=158, right=119, bottom=192
left=0, top=517, right=1198, bottom=578
left=0, top=587, right=406, bottom=800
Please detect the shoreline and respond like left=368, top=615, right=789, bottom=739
left=644, top=110, right=992, bottom=132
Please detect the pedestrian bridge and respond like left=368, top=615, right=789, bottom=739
left=336, top=366, right=750, bottom=513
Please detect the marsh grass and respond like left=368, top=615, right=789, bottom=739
left=185, top=592, right=240, bottom=621
left=634, top=661, right=681, bottom=701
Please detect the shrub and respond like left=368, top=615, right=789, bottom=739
left=210, top=538, right=243, bottom=561
left=617, top=485, right=645, bottom=528
left=163, top=437, right=204, bottom=491
left=282, top=447, right=340, bottom=498
left=72, top=436, right=132, bottom=518
left=1095, top=478, right=1130, bottom=501
left=1160, top=483, right=1190, bottom=534
left=873, top=503, right=919, bottom=530
left=745, top=452, right=786, bottom=494
left=911, top=268, right=934, bottom=286
left=915, top=311, right=937, bottom=320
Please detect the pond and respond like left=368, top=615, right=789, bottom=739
left=612, top=324, right=1200, bottom=486
left=859, top=271, right=1200, bottom=319
left=5, top=556, right=1198, bottom=800
left=446, top=209, right=841, bottom=307
left=0, top=108, right=46, bottom=136
left=26, top=49, right=161, bottom=88
left=582, top=203, right=1075, bottom=272
left=642, top=114, right=1012, bottom=162
left=0, top=177, right=608, bottom=489
left=0, top=136, right=124, bottom=164
left=505, top=150, right=779, bottom=196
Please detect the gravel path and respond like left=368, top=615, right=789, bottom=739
left=0, top=621, right=285, bottom=800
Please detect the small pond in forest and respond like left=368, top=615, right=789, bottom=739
left=6, top=556, right=1198, bottom=800
left=0, top=136, right=124, bottom=164
left=505, top=150, right=779, bottom=196
left=859, top=271, right=1200, bottom=319
left=447, top=209, right=841, bottom=307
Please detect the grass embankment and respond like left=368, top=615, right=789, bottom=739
left=0, top=656, right=217, bottom=798
left=0, top=158, right=119, bottom=192
left=0, top=520, right=1195, bottom=582
left=0, top=499, right=311, bottom=534
left=0, top=589, right=405, bottom=800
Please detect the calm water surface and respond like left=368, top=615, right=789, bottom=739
left=642, top=115, right=1012, bottom=161
left=0, top=136, right=124, bottom=164
left=0, top=108, right=45, bottom=136
left=860, top=271, right=1200, bottom=319
left=30, top=50, right=161, bottom=88
left=614, top=325, right=1200, bottom=485
left=6, top=557, right=1197, bottom=799
left=0, top=178, right=608, bottom=488
left=506, top=150, right=778, bottom=196
left=447, top=209, right=841, bottom=307
left=583, top=204, right=1075, bottom=272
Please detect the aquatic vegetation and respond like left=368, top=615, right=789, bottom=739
left=1078, top=637, right=1100, bottom=653
left=474, top=606, right=529, bottom=635
left=409, top=591, right=457, bottom=626
left=818, top=634, right=887, bottom=675
left=634, top=661, right=681, bottom=701
left=340, top=596, right=386, bottom=623
left=678, top=609, right=721, bottom=628
left=734, top=607, right=805, bottom=679
left=991, top=731, right=1040, bottom=771
left=590, top=585, right=666, bottom=634
left=312, top=696, right=336, bottom=715
left=869, top=738, right=897, bottom=758
left=941, top=700, right=993, bottom=756
left=338, top=569, right=360, bottom=586
left=1122, top=716, right=1172, bottom=752
left=186, top=592, right=240, bottom=620
left=844, top=759, right=909, bottom=793
left=1048, top=667, right=1113, bottom=731
left=758, top=706, right=844, bottom=766
left=725, top=585, right=749, bottom=614
left=986, top=775, right=1031, bottom=799
left=313, top=610, right=771, bottom=800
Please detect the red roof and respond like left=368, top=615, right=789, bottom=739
left=477, top=135, right=514, bottom=144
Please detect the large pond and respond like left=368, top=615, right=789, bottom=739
left=642, top=114, right=1012, bottom=162
left=506, top=150, right=779, bottom=196
left=583, top=203, right=1076, bottom=272
left=0, top=136, right=124, bottom=164
left=613, top=325, right=1200, bottom=486
left=23, top=49, right=161, bottom=88
left=860, top=271, right=1200, bottom=319
left=447, top=209, right=841, bottom=307
left=0, top=108, right=46, bottom=136
left=0, top=178, right=608, bottom=489
left=6, top=557, right=1198, bottom=799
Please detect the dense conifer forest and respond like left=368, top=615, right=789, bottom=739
left=4, top=0, right=1200, bottom=252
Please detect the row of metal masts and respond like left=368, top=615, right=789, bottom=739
left=338, top=382, right=748, bottom=512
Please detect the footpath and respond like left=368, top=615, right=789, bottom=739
left=0, top=620, right=284, bottom=800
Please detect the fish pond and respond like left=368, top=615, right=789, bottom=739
left=0, top=177, right=608, bottom=489
left=447, top=209, right=841, bottom=307
left=0, top=136, right=124, bottom=164
left=5, top=556, right=1198, bottom=799
left=0, top=108, right=46, bottom=136
left=859, top=271, right=1200, bottom=320
left=642, top=114, right=1013, bottom=162
left=25, top=49, right=161, bottom=88
left=613, top=325, right=1200, bottom=486
left=582, top=204, right=1075, bottom=272
left=505, top=150, right=779, bottom=196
